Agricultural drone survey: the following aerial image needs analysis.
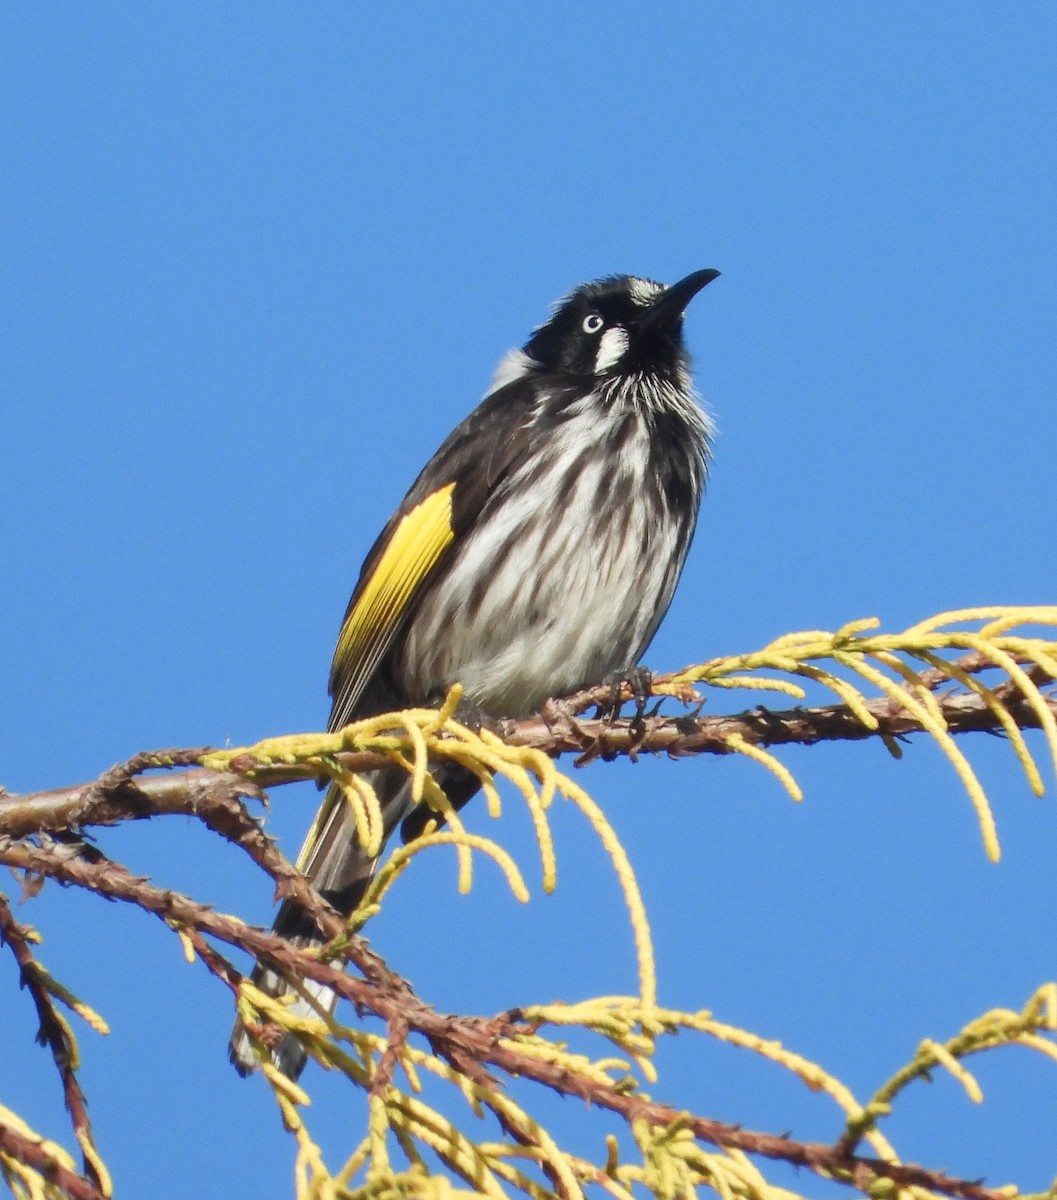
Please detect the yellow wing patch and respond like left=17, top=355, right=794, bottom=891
left=330, top=483, right=456, bottom=724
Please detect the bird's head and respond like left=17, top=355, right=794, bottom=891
left=521, top=269, right=720, bottom=382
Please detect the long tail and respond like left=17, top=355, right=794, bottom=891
left=229, top=764, right=478, bottom=1079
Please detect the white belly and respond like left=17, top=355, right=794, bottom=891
left=398, top=413, right=688, bottom=715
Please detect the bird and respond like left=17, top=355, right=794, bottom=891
left=229, top=268, right=720, bottom=1078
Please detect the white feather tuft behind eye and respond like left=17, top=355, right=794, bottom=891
left=628, top=278, right=664, bottom=307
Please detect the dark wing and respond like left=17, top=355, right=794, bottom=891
left=327, top=374, right=539, bottom=732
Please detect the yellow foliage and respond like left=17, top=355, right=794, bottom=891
left=9, top=607, right=1057, bottom=1199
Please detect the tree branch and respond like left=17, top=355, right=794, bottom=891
left=2, top=683, right=1053, bottom=843
left=0, top=1113, right=105, bottom=1200
left=509, top=673, right=1057, bottom=762
left=0, top=894, right=102, bottom=1189
left=0, top=645, right=1051, bottom=1199
left=0, top=837, right=1018, bottom=1200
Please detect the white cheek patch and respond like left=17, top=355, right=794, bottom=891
left=594, top=326, right=629, bottom=374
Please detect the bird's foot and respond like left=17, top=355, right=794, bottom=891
left=450, top=695, right=503, bottom=737
left=598, top=665, right=654, bottom=730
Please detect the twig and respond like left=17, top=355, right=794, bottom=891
left=0, top=1111, right=106, bottom=1200
left=0, top=893, right=103, bottom=1190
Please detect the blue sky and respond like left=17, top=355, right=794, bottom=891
left=2, top=4, right=1056, bottom=1196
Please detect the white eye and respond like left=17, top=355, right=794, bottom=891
left=582, top=312, right=604, bottom=334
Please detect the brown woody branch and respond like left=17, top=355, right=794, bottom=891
left=0, top=895, right=103, bottom=1190
left=0, top=1112, right=106, bottom=1200
left=2, top=680, right=1054, bottom=845
left=0, top=838, right=1016, bottom=1200
left=512, top=668, right=1057, bottom=762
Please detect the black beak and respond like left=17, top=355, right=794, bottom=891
left=638, top=268, right=721, bottom=328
